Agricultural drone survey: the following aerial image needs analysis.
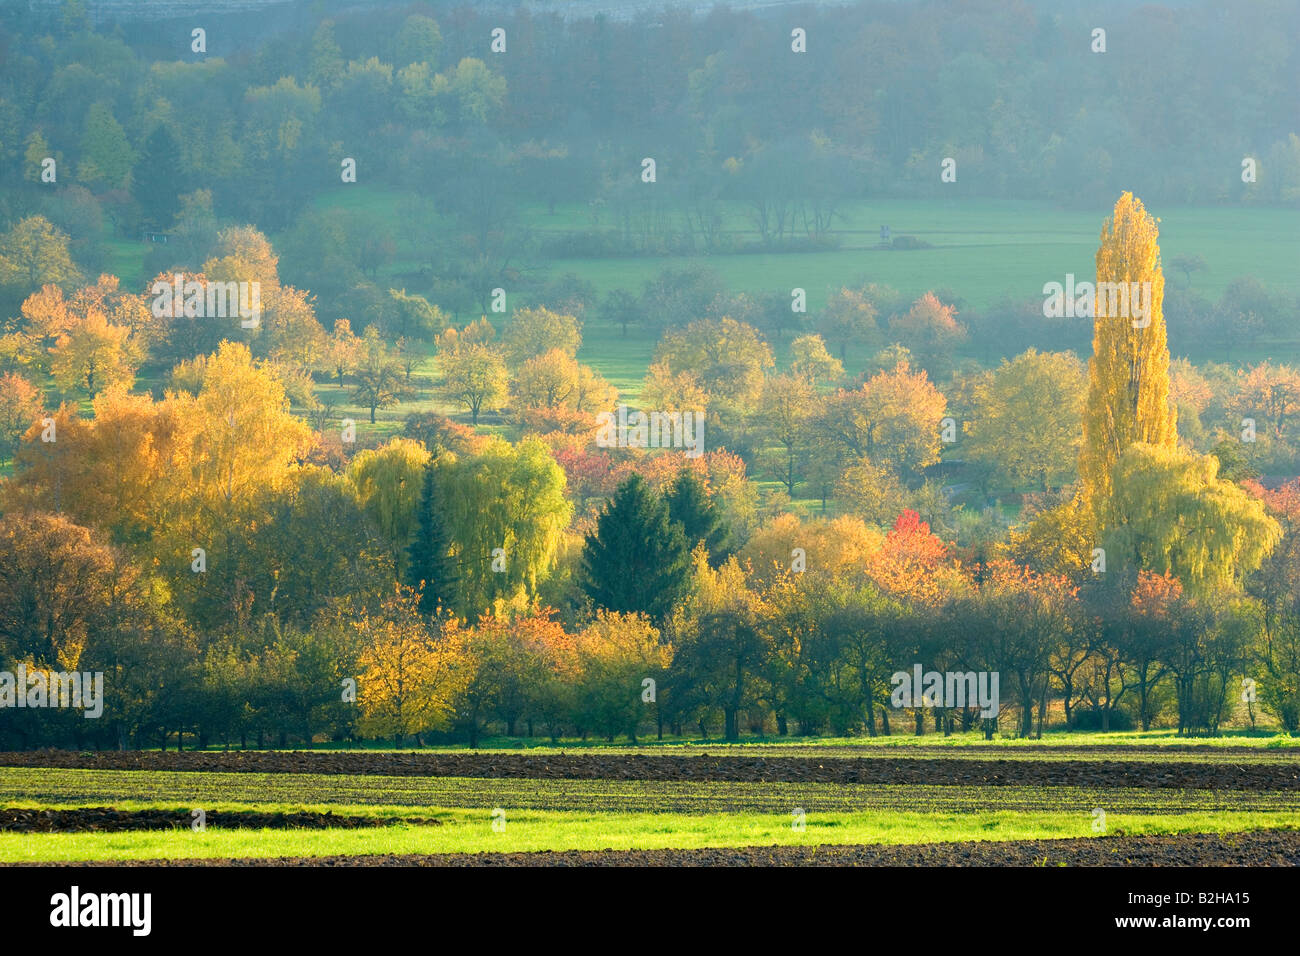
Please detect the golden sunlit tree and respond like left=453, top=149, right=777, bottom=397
left=356, top=586, right=468, bottom=747
left=1078, top=192, right=1177, bottom=524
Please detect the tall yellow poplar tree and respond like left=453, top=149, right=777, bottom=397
left=1078, top=192, right=1177, bottom=524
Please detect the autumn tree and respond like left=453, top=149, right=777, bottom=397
left=323, top=318, right=361, bottom=387
left=835, top=457, right=909, bottom=527
left=1078, top=193, right=1177, bottom=525
left=1007, top=493, right=1095, bottom=587
left=755, top=373, right=819, bottom=495
left=348, top=437, right=431, bottom=579
left=888, top=292, right=966, bottom=374
left=0, top=372, right=42, bottom=462
left=437, top=437, right=572, bottom=617
left=0, top=512, right=117, bottom=669
left=816, top=360, right=946, bottom=479
left=9, top=385, right=181, bottom=547
left=816, top=286, right=880, bottom=362
left=0, top=217, right=81, bottom=302
left=203, top=225, right=282, bottom=301
left=649, top=317, right=773, bottom=421
left=1247, top=481, right=1300, bottom=731
left=164, top=341, right=314, bottom=620
left=1107, top=443, right=1280, bottom=595
left=502, top=306, right=581, bottom=367
left=739, top=513, right=884, bottom=589
left=356, top=586, right=467, bottom=746
left=639, top=361, right=709, bottom=415
left=486, top=609, right=577, bottom=738
left=868, top=509, right=965, bottom=606
left=511, top=349, right=615, bottom=413
left=386, top=287, right=447, bottom=341
left=24, top=278, right=150, bottom=398
left=966, top=349, right=1086, bottom=490
left=1230, top=362, right=1300, bottom=441
left=260, top=284, right=326, bottom=371
left=351, top=325, right=407, bottom=424
left=788, top=333, right=844, bottom=386
left=573, top=611, right=671, bottom=742
left=438, top=342, right=508, bottom=424
left=0, top=511, right=185, bottom=749
left=668, top=555, right=771, bottom=741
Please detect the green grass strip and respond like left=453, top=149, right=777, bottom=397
left=1, top=809, right=1295, bottom=863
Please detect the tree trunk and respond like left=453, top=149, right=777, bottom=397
left=724, top=708, right=739, bottom=742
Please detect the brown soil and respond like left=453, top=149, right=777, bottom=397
left=0, top=807, right=439, bottom=833
left=2, top=750, right=1295, bottom=790
left=36, top=829, right=1300, bottom=866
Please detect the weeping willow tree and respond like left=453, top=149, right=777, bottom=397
left=1106, top=443, right=1279, bottom=596
left=437, top=436, right=572, bottom=618
left=1078, top=192, right=1178, bottom=525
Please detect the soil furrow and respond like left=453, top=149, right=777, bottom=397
left=1, top=751, right=1295, bottom=790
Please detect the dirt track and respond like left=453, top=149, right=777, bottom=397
left=2, top=750, right=1296, bottom=790
left=42, top=830, right=1300, bottom=866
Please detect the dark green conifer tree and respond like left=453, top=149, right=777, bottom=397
left=407, top=462, right=458, bottom=614
left=581, top=474, right=690, bottom=623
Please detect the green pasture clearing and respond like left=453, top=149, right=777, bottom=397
left=106, top=190, right=1298, bottom=316
left=1, top=807, right=1292, bottom=863
left=311, top=188, right=1300, bottom=309
left=3, top=768, right=1299, bottom=816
